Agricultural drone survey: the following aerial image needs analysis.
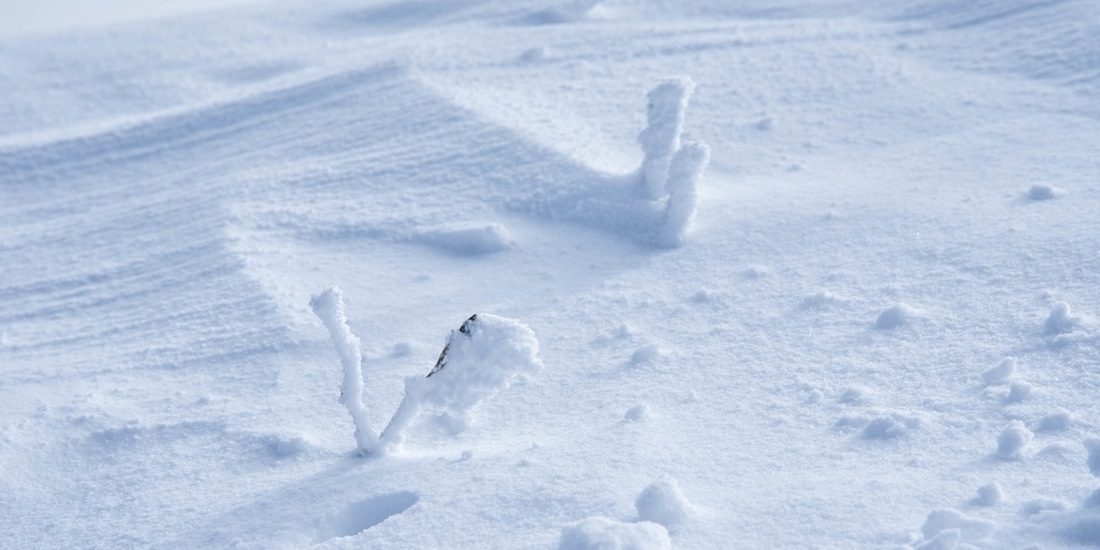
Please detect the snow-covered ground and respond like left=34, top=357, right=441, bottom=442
left=2, top=0, right=1099, bottom=548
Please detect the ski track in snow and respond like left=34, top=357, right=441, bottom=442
left=2, top=0, right=1100, bottom=548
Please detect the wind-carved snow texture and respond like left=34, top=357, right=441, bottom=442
left=378, top=313, right=542, bottom=453
left=258, top=74, right=708, bottom=250
left=5, top=0, right=1100, bottom=548
left=309, top=286, right=379, bottom=454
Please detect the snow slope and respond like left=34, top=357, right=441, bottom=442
left=1, top=0, right=1099, bottom=548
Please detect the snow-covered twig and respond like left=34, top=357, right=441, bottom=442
left=309, top=286, right=379, bottom=454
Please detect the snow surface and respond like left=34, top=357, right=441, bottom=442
left=2, top=0, right=1100, bottom=549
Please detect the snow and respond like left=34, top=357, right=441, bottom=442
left=379, top=312, right=542, bottom=453
left=310, top=285, right=379, bottom=453
left=559, top=517, right=671, bottom=550
left=997, top=420, right=1034, bottom=460
left=635, top=476, right=693, bottom=530
left=2, top=0, right=1100, bottom=548
left=975, top=483, right=1004, bottom=507
left=980, top=357, right=1016, bottom=385
left=919, top=508, right=996, bottom=544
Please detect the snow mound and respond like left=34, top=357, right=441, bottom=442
left=838, top=387, right=869, bottom=405
left=920, top=508, right=996, bottom=544
left=1084, top=438, right=1100, bottom=476
left=520, top=45, right=549, bottom=62
left=834, top=410, right=921, bottom=440
left=1007, top=381, right=1033, bottom=403
left=629, top=343, right=663, bottom=365
left=1027, top=184, right=1059, bottom=201
left=624, top=404, right=650, bottom=422
left=974, top=483, right=1004, bottom=507
left=1038, top=411, right=1072, bottom=432
left=997, top=420, right=1033, bottom=460
left=913, top=528, right=960, bottom=550
left=415, top=222, right=512, bottom=255
left=559, top=517, right=670, bottom=550
left=635, top=477, right=693, bottom=530
left=875, top=303, right=918, bottom=329
left=861, top=414, right=920, bottom=440
left=981, top=357, right=1016, bottom=385
left=1044, top=302, right=1081, bottom=335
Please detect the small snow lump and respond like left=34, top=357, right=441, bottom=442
left=975, top=482, right=1004, bottom=506
left=875, top=303, right=916, bottom=329
left=559, top=517, right=670, bottom=550
left=1044, top=302, right=1080, bottom=335
left=997, top=420, right=1033, bottom=459
left=635, top=477, right=692, bottom=529
left=981, top=357, right=1016, bottom=385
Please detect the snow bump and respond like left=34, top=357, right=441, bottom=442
left=875, top=303, right=918, bottom=329
left=974, top=483, right=1004, bottom=507
left=1044, top=302, right=1081, bottom=336
left=559, top=517, right=670, bottom=550
left=997, top=420, right=1033, bottom=460
left=415, top=222, right=513, bottom=255
left=919, top=508, right=996, bottom=544
left=981, top=357, right=1016, bottom=385
left=1027, top=184, right=1059, bottom=201
left=635, top=477, right=693, bottom=530
left=1084, top=438, right=1100, bottom=477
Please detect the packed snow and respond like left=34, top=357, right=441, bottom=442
left=2, top=0, right=1099, bottom=549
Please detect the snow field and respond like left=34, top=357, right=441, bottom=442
left=1, top=0, right=1099, bottom=549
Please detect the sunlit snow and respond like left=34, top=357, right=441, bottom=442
left=2, top=0, right=1099, bottom=548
